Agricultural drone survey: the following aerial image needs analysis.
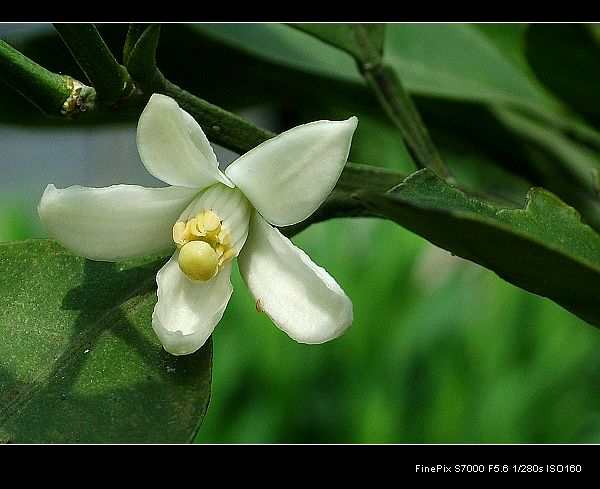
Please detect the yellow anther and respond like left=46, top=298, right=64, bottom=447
left=172, top=221, right=187, bottom=248
left=172, top=209, right=237, bottom=281
left=216, top=229, right=231, bottom=246
left=178, top=241, right=219, bottom=282
left=198, top=210, right=221, bottom=233
left=218, top=246, right=237, bottom=267
left=185, top=218, right=199, bottom=238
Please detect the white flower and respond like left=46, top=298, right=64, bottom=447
left=38, top=94, right=358, bottom=355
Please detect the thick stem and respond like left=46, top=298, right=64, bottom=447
left=54, top=23, right=131, bottom=105
left=0, top=38, right=72, bottom=115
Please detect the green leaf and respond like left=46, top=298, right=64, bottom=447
left=475, top=23, right=532, bottom=74
left=492, top=107, right=600, bottom=232
left=0, top=239, right=212, bottom=443
left=292, top=23, right=384, bottom=65
left=525, top=24, right=600, bottom=127
left=194, top=24, right=556, bottom=111
left=358, top=169, right=600, bottom=328
left=383, top=23, right=556, bottom=111
left=191, top=24, right=600, bottom=180
left=169, top=24, right=600, bottom=173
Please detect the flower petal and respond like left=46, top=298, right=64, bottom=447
left=153, top=253, right=233, bottom=355
left=238, top=211, right=353, bottom=344
left=178, top=184, right=252, bottom=252
left=137, top=93, right=233, bottom=188
left=225, top=117, right=358, bottom=226
left=38, top=183, right=198, bottom=261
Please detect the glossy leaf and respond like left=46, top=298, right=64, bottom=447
left=0, top=239, right=212, bottom=443
left=358, top=169, right=600, bottom=328
left=190, top=24, right=600, bottom=191
left=382, top=23, right=556, bottom=110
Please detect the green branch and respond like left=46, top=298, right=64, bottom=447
left=121, top=23, right=408, bottom=235
left=54, top=23, right=132, bottom=105
left=0, top=24, right=275, bottom=148
left=0, top=38, right=73, bottom=115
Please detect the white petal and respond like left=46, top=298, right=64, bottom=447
left=178, top=184, right=252, bottom=252
left=238, top=211, right=352, bottom=344
left=137, top=93, right=233, bottom=188
left=225, top=117, right=357, bottom=226
left=38, top=184, right=198, bottom=261
left=152, top=253, right=233, bottom=355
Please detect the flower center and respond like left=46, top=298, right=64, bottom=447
left=172, top=210, right=237, bottom=282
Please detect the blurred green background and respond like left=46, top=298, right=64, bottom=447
left=3, top=23, right=600, bottom=443
left=199, top=218, right=600, bottom=443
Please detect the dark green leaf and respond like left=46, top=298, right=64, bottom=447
left=0, top=239, right=212, bottom=443
left=195, top=24, right=554, bottom=110
left=358, top=169, right=600, bottom=328
left=525, top=24, right=600, bottom=128
left=492, top=107, right=600, bottom=232
left=475, top=23, right=532, bottom=73
left=191, top=23, right=361, bottom=84
left=292, top=23, right=384, bottom=65
left=187, top=24, right=600, bottom=186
